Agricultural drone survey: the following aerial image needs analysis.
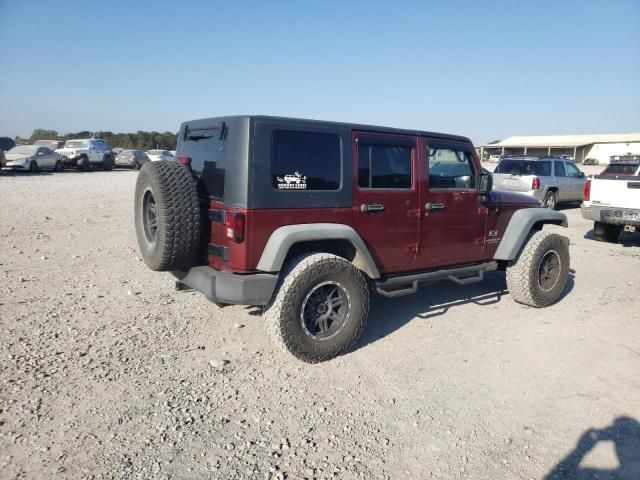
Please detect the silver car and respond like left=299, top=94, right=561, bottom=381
left=115, top=150, right=150, bottom=170
left=3, top=145, right=65, bottom=172
left=492, top=156, right=586, bottom=209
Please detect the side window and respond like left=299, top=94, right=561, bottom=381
left=536, top=161, right=552, bottom=176
left=271, top=131, right=341, bottom=190
left=554, top=161, right=566, bottom=177
left=427, top=147, right=476, bottom=189
left=565, top=162, right=582, bottom=177
left=357, top=145, right=412, bottom=189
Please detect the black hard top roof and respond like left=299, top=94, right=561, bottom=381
left=183, top=115, right=471, bottom=144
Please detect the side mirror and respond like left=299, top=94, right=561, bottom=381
left=478, top=173, right=492, bottom=194
left=579, top=171, right=585, bottom=178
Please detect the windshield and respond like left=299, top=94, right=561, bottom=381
left=64, top=140, right=88, bottom=149
left=495, top=159, right=550, bottom=176
left=119, top=150, right=135, bottom=155
left=9, top=146, right=37, bottom=155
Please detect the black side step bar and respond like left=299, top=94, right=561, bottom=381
left=375, top=262, right=498, bottom=298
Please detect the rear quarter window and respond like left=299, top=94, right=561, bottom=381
left=271, top=131, right=341, bottom=190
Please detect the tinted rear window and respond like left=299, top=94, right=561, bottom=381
left=271, top=131, right=341, bottom=190
left=495, top=159, right=550, bottom=176
left=603, top=163, right=639, bottom=175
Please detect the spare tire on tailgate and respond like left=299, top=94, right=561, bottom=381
left=134, top=161, right=201, bottom=271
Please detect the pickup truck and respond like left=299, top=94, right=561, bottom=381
left=581, top=160, right=640, bottom=242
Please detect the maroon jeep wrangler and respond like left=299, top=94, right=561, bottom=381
left=134, top=116, right=570, bottom=363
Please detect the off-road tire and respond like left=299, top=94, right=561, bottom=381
left=543, top=191, right=557, bottom=210
left=134, top=160, right=201, bottom=271
left=593, top=221, right=621, bottom=243
left=54, top=160, right=63, bottom=172
left=264, top=253, right=369, bottom=363
left=76, top=156, right=90, bottom=171
left=102, top=155, right=114, bottom=171
left=29, top=161, right=38, bottom=172
left=506, top=230, right=570, bottom=308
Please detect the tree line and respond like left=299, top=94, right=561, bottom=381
left=26, top=129, right=178, bottom=151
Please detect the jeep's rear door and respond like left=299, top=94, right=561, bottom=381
left=417, top=138, right=487, bottom=268
left=352, top=132, right=420, bottom=273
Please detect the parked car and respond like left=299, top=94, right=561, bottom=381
left=146, top=150, right=174, bottom=162
left=492, top=156, right=586, bottom=209
left=55, top=139, right=115, bottom=171
left=34, top=139, right=65, bottom=150
left=3, top=145, right=65, bottom=172
left=133, top=115, right=570, bottom=363
left=115, top=149, right=150, bottom=170
left=582, top=167, right=640, bottom=242
left=0, top=149, right=5, bottom=169
left=583, top=158, right=599, bottom=165
left=488, top=154, right=502, bottom=163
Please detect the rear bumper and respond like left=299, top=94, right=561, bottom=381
left=581, top=205, right=640, bottom=226
left=171, top=266, right=278, bottom=305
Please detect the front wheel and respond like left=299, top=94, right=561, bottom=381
left=543, top=191, right=557, bottom=209
left=264, top=253, right=369, bottom=363
left=593, top=221, right=621, bottom=243
left=54, top=160, right=63, bottom=172
left=29, top=161, right=38, bottom=172
left=506, top=230, right=570, bottom=308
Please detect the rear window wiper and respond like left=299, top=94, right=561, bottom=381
left=184, top=121, right=227, bottom=141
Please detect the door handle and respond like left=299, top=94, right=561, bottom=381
left=425, top=202, right=445, bottom=211
left=360, top=202, right=385, bottom=213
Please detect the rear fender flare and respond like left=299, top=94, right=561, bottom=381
left=493, top=208, right=568, bottom=261
left=256, top=223, right=381, bottom=279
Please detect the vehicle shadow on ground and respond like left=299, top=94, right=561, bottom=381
left=583, top=229, right=640, bottom=247
left=545, top=416, right=640, bottom=480
left=355, top=269, right=575, bottom=349
left=0, top=170, right=53, bottom=176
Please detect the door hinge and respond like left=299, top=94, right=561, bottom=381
left=405, top=243, right=418, bottom=254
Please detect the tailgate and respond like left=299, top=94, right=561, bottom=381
left=590, top=176, right=640, bottom=208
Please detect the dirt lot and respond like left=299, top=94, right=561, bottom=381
left=1, top=169, right=639, bottom=480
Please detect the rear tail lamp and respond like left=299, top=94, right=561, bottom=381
left=225, top=212, right=245, bottom=243
left=532, top=177, right=541, bottom=190
left=178, top=155, right=191, bottom=166
left=583, top=178, right=591, bottom=201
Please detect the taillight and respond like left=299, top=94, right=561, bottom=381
left=225, top=212, right=245, bottom=243
left=532, top=177, right=541, bottom=189
left=583, top=178, right=591, bottom=201
left=178, top=155, right=191, bottom=166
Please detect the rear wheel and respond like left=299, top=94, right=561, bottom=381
left=134, top=160, right=201, bottom=271
left=543, top=190, right=557, bottom=209
left=506, top=230, right=570, bottom=308
left=133, top=161, right=141, bottom=170
left=54, top=160, right=63, bottom=172
left=593, top=221, right=621, bottom=243
left=264, top=253, right=369, bottom=363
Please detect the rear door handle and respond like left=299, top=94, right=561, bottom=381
left=361, top=202, right=385, bottom=213
left=425, top=202, right=445, bottom=211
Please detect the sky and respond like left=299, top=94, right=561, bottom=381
left=0, top=0, right=639, bottom=145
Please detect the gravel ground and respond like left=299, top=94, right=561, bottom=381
left=1, top=168, right=639, bottom=480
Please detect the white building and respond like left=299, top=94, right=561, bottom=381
left=480, top=133, right=640, bottom=164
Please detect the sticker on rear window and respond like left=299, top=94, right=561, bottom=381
left=275, top=171, right=307, bottom=190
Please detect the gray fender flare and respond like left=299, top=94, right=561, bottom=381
left=256, top=223, right=381, bottom=279
left=493, top=208, right=568, bottom=261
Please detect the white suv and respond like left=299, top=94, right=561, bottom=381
left=56, top=139, right=114, bottom=170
